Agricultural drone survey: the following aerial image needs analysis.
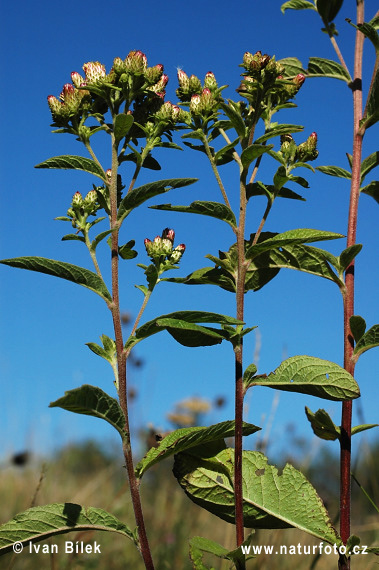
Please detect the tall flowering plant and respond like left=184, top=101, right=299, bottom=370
left=1, top=0, right=379, bottom=567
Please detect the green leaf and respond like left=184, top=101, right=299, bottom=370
left=114, top=113, right=134, bottom=143
left=133, top=310, right=243, bottom=346
left=347, top=22, right=379, bottom=53
left=250, top=355, right=360, bottom=401
left=349, top=315, right=366, bottom=343
left=174, top=449, right=342, bottom=545
left=150, top=201, right=236, bottom=228
left=119, top=240, right=138, bottom=260
left=339, top=244, right=362, bottom=272
left=0, top=503, right=135, bottom=555
left=281, top=0, right=316, bottom=14
left=243, top=364, right=258, bottom=390
left=163, top=267, right=237, bottom=293
left=117, top=178, right=197, bottom=221
left=360, top=151, right=379, bottom=182
left=316, top=0, right=343, bottom=23
left=305, top=407, right=340, bottom=441
left=277, top=57, right=306, bottom=78
left=61, top=234, right=86, bottom=243
left=220, top=102, right=246, bottom=138
left=35, top=155, right=106, bottom=182
left=361, top=180, right=379, bottom=204
left=255, top=124, right=304, bottom=144
left=241, top=144, right=274, bottom=169
left=142, top=154, right=161, bottom=170
left=189, top=535, right=255, bottom=569
left=91, top=229, right=114, bottom=251
left=351, top=424, right=379, bottom=436
left=245, top=228, right=343, bottom=260
left=49, top=385, right=126, bottom=440
left=247, top=183, right=305, bottom=201
left=353, top=325, right=379, bottom=358
left=156, top=318, right=227, bottom=347
left=0, top=257, right=111, bottom=302
left=316, top=165, right=352, bottom=179
left=214, top=137, right=239, bottom=166
left=135, top=420, right=259, bottom=478
left=308, top=58, right=352, bottom=82
left=363, top=69, right=379, bottom=130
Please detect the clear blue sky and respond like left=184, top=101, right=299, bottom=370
left=1, top=0, right=378, bottom=462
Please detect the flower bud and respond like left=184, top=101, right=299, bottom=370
left=190, top=94, right=201, bottom=115
left=204, top=71, right=218, bottom=90
left=83, top=61, right=106, bottom=84
left=170, top=244, right=186, bottom=263
left=71, top=71, right=86, bottom=88
left=162, top=228, right=175, bottom=242
left=161, top=238, right=173, bottom=255
left=84, top=189, right=97, bottom=204
left=47, top=95, right=62, bottom=114
left=294, top=73, right=305, bottom=88
left=188, top=74, right=202, bottom=93
left=72, top=191, right=83, bottom=207
left=124, top=50, right=147, bottom=73
left=177, top=69, right=189, bottom=90
left=145, top=64, right=164, bottom=85
left=113, top=57, right=125, bottom=75
left=144, top=238, right=153, bottom=256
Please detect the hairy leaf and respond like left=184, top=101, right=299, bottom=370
left=353, top=325, right=379, bottom=359
left=349, top=315, right=366, bottom=343
left=0, top=257, right=111, bottom=302
left=281, top=0, right=316, bottom=14
left=305, top=407, right=340, bottom=441
left=0, top=503, right=135, bottom=555
left=245, top=228, right=343, bottom=259
left=351, top=424, right=379, bottom=436
left=50, top=385, right=126, bottom=440
left=316, top=165, right=352, bottom=179
left=117, top=178, right=197, bottom=220
left=360, top=151, right=379, bottom=182
left=361, top=180, right=379, bottom=204
left=157, top=318, right=227, bottom=347
left=277, top=57, right=306, bottom=77
left=255, top=124, right=304, bottom=144
left=35, top=155, right=106, bottom=181
left=240, top=144, right=274, bottom=169
left=114, top=113, right=134, bottom=143
left=308, top=58, right=351, bottom=82
left=174, top=449, right=342, bottom=545
left=249, top=355, right=360, bottom=401
left=150, top=201, right=236, bottom=228
left=135, top=420, right=259, bottom=478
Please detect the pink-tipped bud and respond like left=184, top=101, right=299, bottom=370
left=204, top=71, right=218, bottom=90
left=294, top=73, right=306, bottom=87
left=106, top=169, right=112, bottom=182
left=60, top=83, right=75, bottom=102
left=124, top=50, right=147, bottom=73
left=83, top=61, right=106, bottom=84
left=177, top=69, right=189, bottom=89
left=72, top=191, right=83, bottom=207
left=84, top=189, right=97, bottom=204
left=188, top=74, right=202, bottom=93
left=113, top=57, right=125, bottom=74
left=190, top=93, right=201, bottom=114
left=47, top=95, right=62, bottom=113
left=71, top=71, right=86, bottom=88
left=162, top=228, right=175, bottom=242
left=145, top=64, right=164, bottom=84
left=170, top=243, right=186, bottom=263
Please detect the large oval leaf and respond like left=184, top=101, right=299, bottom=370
left=35, top=155, right=106, bottom=181
left=249, top=355, right=360, bottom=401
left=0, top=503, right=136, bottom=555
left=0, top=257, right=112, bottom=302
left=150, top=201, right=236, bottom=228
left=173, top=449, right=342, bottom=545
left=49, top=385, right=126, bottom=440
left=135, top=420, right=260, bottom=478
left=117, top=178, right=197, bottom=221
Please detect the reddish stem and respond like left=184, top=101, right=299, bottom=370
left=339, top=3, right=364, bottom=568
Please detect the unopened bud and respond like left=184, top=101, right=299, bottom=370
left=84, top=189, right=97, bottom=204
left=188, top=74, right=202, bottom=93
left=72, top=191, right=83, bottom=207
left=83, top=61, right=106, bottom=84
left=162, top=228, right=175, bottom=242
left=145, top=64, right=164, bottom=84
left=170, top=243, right=186, bottom=263
left=177, top=69, right=189, bottom=90
left=190, top=94, right=201, bottom=114
left=124, top=50, right=147, bottom=73
left=71, top=72, right=85, bottom=88
left=204, top=71, right=218, bottom=90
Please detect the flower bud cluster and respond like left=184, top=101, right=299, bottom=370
left=47, top=82, right=91, bottom=127
left=238, top=52, right=285, bottom=95
left=144, top=228, right=185, bottom=265
left=280, top=132, right=318, bottom=163
left=176, top=70, right=221, bottom=120
left=66, top=189, right=100, bottom=230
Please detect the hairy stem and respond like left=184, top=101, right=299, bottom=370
left=202, top=136, right=232, bottom=209
left=109, top=135, right=154, bottom=569
left=339, top=3, right=364, bottom=568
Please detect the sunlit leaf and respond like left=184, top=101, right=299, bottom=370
left=316, top=165, right=352, bottom=178
left=174, top=449, right=342, bottom=545
left=360, top=180, right=379, bottom=204
left=35, top=155, right=106, bottom=181
left=0, top=504, right=135, bottom=555
left=150, top=201, right=236, bottom=228
left=308, top=58, right=351, bottom=82
left=349, top=315, right=366, bottom=343
left=114, top=113, right=134, bottom=143
left=135, top=421, right=259, bottom=478
left=353, top=325, right=379, bottom=359
left=255, top=124, right=304, bottom=144
left=305, top=407, right=340, bottom=440
left=249, top=355, right=360, bottom=401
left=0, top=257, right=111, bottom=302
left=281, top=0, right=316, bottom=14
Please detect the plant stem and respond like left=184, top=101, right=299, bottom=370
left=339, top=3, right=364, bottom=568
left=234, top=170, right=248, bottom=555
left=202, top=135, right=232, bottom=209
left=109, top=135, right=155, bottom=569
